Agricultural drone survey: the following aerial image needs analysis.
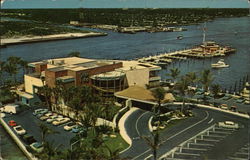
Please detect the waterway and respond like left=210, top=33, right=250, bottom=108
left=1, top=17, right=250, bottom=90
left=0, top=16, right=250, bottom=159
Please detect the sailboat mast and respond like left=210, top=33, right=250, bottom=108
left=203, top=22, right=207, bottom=43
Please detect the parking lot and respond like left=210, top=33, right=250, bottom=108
left=2, top=107, right=76, bottom=150
left=161, top=122, right=249, bottom=160
left=192, top=93, right=250, bottom=113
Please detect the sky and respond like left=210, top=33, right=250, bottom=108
left=1, top=0, right=249, bottom=9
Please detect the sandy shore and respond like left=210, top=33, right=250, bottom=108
left=0, top=32, right=107, bottom=47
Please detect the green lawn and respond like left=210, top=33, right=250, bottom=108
left=103, top=133, right=129, bottom=153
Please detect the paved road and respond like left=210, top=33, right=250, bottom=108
left=120, top=107, right=249, bottom=160
left=120, top=109, right=154, bottom=159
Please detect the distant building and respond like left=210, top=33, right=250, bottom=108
left=20, top=57, right=161, bottom=105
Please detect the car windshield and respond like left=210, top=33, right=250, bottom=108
left=68, top=123, right=75, bottom=126
left=33, top=143, right=43, bottom=148
left=16, top=127, right=22, bottom=131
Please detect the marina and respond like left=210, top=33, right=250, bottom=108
left=137, top=41, right=236, bottom=65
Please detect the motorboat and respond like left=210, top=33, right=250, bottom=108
left=177, top=35, right=183, bottom=40
left=211, top=59, right=229, bottom=68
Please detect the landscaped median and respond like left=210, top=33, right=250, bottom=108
left=118, top=107, right=140, bottom=147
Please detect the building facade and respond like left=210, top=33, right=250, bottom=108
left=21, top=57, right=161, bottom=103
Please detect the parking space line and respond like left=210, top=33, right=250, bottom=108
left=174, top=152, right=201, bottom=156
left=181, top=147, right=207, bottom=151
left=196, top=138, right=220, bottom=142
left=202, top=135, right=225, bottom=138
left=144, top=154, right=153, bottom=160
left=209, top=131, right=232, bottom=134
left=189, top=143, right=214, bottom=147
left=228, top=157, right=249, bottom=160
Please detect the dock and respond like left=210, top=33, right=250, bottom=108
left=137, top=42, right=236, bottom=66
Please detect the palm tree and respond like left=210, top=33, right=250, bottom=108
left=167, top=68, right=180, bottom=84
left=7, top=56, right=21, bottom=83
left=18, top=59, right=29, bottom=74
left=142, top=131, right=159, bottom=160
left=199, top=69, right=214, bottom=101
left=38, top=85, right=53, bottom=110
left=151, top=87, right=166, bottom=114
left=0, top=61, right=5, bottom=85
left=105, top=145, right=123, bottom=160
left=186, top=72, right=197, bottom=87
left=211, top=84, right=221, bottom=105
left=4, top=62, right=18, bottom=84
left=38, top=123, right=59, bottom=144
left=175, top=76, right=190, bottom=112
left=39, top=141, right=62, bottom=160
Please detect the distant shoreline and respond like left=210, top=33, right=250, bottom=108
left=0, top=32, right=107, bottom=47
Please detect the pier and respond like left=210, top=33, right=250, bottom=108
left=137, top=42, right=236, bottom=65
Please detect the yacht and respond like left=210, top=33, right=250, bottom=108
left=211, top=59, right=229, bottom=68
left=177, top=35, right=183, bottom=40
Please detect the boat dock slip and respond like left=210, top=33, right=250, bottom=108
left=136, top=41, right=236, bottom=66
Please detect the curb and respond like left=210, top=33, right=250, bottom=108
left=171, top=102, right=250, bottom=119
left=0, top=117, right=38, bottom=160
left=119, top=107, right=140, bottom=153
left=148, top=116, right=153, bottom=132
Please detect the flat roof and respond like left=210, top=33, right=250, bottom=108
left=29, top=57, right=95, bottom=68
left=47, top=66, right=68, bottom=72
left=91, top=70, right=125, bottom=80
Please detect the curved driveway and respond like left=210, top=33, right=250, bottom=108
left=120, top=107, right=249, bottom=160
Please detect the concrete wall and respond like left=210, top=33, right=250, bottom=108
left=125, top=68, right=149, bottom=88
left=45, top=70, right=68, bottom=87
left=24, top=75, right=44, bottom=94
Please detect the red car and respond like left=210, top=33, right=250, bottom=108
left=8, top=120, right=17, bottom=127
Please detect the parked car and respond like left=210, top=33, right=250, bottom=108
left=44, top=112, right=53, bottom=117
left=1, top=104, right=20, bottom=114
left=72, top=125, right=86, bottom=134
left=64, top=122, right=77, bottom=131
left=30, top=142, right=44, bottom=153
left=33, top=109, right=45, bottom=116
left=219, top=104, right=228, bottom=110
left=222, top=94, right=232, bottom=100
left=236, top=98, right=245, bottom=104
left=39, top=115, right=50, bottom=121
left=218, top=121, right=239, bottom=129
left=245, top=100, right=250, bottom=105
left=230, top=106, right=237, bottom=112
left=52, top=117, right=70, bottom=126
left=21, top=134, right=37, bottom=145
left=8, top=120, right=17, bottom=127
left=46, top=115, right=58, bottom=123
left=13, top=125, right=26, bottom=135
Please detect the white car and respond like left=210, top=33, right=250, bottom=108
left=52, top=117, right=70, bottom=126
left=44, top=112, right=53, bottom=117
left=30, top=142, right=44, bottom=153
left=64, top=122, right=76, bottom=131
left=40, top=115, right=50, bottom=121
left=218, top=121, right=239, bottom=129
left=33, top=108, right=48, bottom=116
left=46, top=115, right=58, bottom=123
left=13, top=125, right=26, bottom=135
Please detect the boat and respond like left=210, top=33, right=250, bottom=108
left=177, top=35, right=183, bottom=40
left=211, top=59, right=229, bottom=68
